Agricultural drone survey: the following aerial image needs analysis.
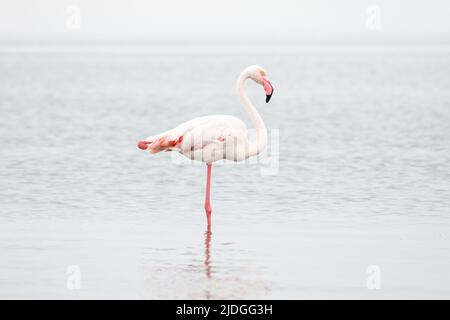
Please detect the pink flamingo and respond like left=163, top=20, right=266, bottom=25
left=137, top=65, right=274, bottom=226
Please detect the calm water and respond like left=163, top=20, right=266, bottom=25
left=0, top=46, right=449, bottom=299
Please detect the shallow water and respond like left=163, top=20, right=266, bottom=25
left=0, top=46, right=449, bottom=299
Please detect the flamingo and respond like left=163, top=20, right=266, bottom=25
left=137, top=65, right=274, bottom=226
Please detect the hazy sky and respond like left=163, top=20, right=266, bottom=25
left=1, top=0, right=449, bottom=44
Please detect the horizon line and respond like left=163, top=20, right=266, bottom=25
left=1, top=34, right=450, bottom=46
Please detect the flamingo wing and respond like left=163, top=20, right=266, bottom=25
left=138, top=115, right=248, bottom=161
left=179, top=116, right=249, bottom=162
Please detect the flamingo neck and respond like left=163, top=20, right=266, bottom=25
left=237, top=72, right=268, bottom=158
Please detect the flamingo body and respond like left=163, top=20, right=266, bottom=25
left=139, top=115, right=250, bottom=163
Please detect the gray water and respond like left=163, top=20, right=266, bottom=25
left=0, top=46, right=449, bottom=299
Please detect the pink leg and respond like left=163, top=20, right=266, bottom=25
left=204, top=163, right=212, bottom=226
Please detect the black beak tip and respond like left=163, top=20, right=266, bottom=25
left=266, top=94, right=272, bottom=103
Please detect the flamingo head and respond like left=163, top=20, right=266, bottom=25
left=245, top=65, right=274, bottom=103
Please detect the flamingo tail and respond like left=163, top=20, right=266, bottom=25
left=137, top=135, right=183, bottom=153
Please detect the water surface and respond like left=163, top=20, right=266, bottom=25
left=0, top=46, right=449, bottom=298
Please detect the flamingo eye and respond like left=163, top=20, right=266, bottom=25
left=260, top=70, right=266, bottom=76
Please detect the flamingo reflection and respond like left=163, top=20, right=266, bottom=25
left=204, top=225, right=213, bottom=299
left=204, top=225, right=212, bottom=279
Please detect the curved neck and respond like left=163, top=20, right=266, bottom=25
left=237, top=71, right=267, bottom=157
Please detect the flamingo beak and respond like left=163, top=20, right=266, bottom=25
left=263, top=76, right=273, bottom=103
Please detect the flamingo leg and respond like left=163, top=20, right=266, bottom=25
left=204, top=163, right=212, bottom=226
